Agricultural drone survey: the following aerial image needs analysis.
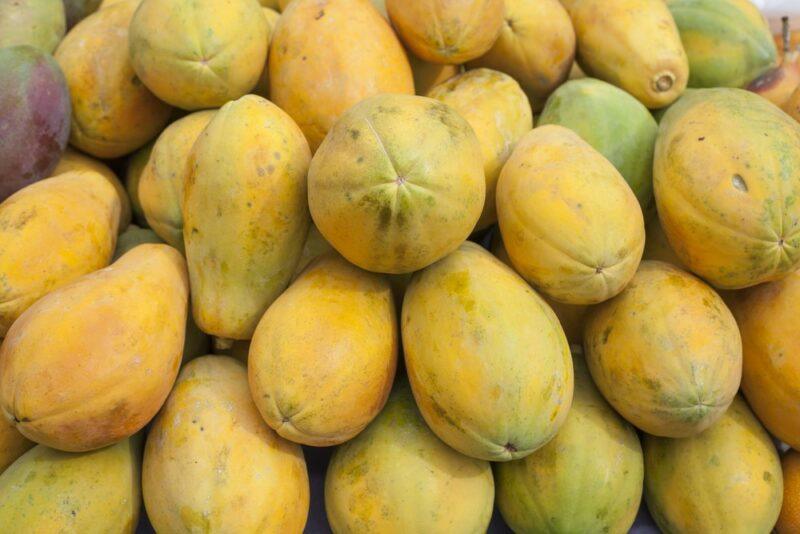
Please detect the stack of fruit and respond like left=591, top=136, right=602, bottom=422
left=1, top=0, right=800, bottom=532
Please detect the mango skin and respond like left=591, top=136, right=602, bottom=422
left=496, top=355, right=643, bottom=534
left=325, top=380, right=494, bottom=534
left=497, top=125, right=645, bottom=305
left=140, top=110, right=216, bottom=252
left=403, top=242, right=573, bottom=461
left=129, top=0, right=268, bottom=110
left=562, top=0, right=689, bottom=109
left=654, top=88, right=800, bottom=288
left=143, top=356, right=309, bottom=534
left=428, top=69, right=533, bottom=229
left=270, top=0, right=414, bottom=151
left=0, top=437, right=141, bottom=532
left=184, top=95, right=310, bottom=340
left=0, top=244, right=188, bottom=452
left=467, top=0, right=575, bottom=108
left=54, top=0, right=171, bottom=158
left=125, top=141, right=154, bottom=226
left=538, top=78, right=659, bottom=210
left=249, top=254, right=397, bottom=446
left=0, top=46, right=71, bottom=202
left=644, top=396, right=782, bottom=534
left=585, top=261, right=742, bottom=438
left=308, top=94, right=485, bottom=274
left=0, top=419, right=34, bottom=474
left=0, top=0, right=65, bottom=53
left=667, top=0, right=777, bottom=88
left=0, top=171, right=120, bottom=337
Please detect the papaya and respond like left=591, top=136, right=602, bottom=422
left=428, top=69, right=532, bottom=230
left=561, top=0, right=688, bottom=109
left=496, top=125, right=645, bottom=305
left=777, top=450, right=800, bottom=533
left=654, top=88, right=800, bottom=288
left=54, top=0, right=171, bottom=158
left=0, top=419, right=33, bottom=473
left=143, top=356, right=309, bottom=533
left=253, top=7, right=281, bottom=98
left=666, top=0, right=778, bottom=88
left=184, top=95, right=310, bottom=341
left=0, top=0, right=65, bottom=53
left=584, top=261, right=742, bottom=437
left=325, top=380, right=494, bottom=533
left=308, top=94, right=485, bottom=274
left=728, top=270, right=800, bottom=450
left=293, top=224, right=333, bottom=278
left=466, top=0, right=575, bottom=108
left=408, top=51, right=461, bottom=95
left=403, top=242, right=572, bottom=461
left=0, top=171, right=120, bottom=337
left=0, top=244, right=188, bottom=451
left=386, top=0, right=503, bottom=64
left=538, top=78, right=658, bottom=210
left=249, top=253, right=397, bottom=446
left=112, top=224, right=164, bottom=260
left=496, top=355, right=643, bottom=534
left=642, top=211, right=686, bottom=269
left=785, top=85, right=800, bottom=123
left=124, top=141, right=153, bottom=226
left=644, top=396, right=782, bottom=534
left=270, top=0, right=414, bottom=151
left=140, top=110, right=216, bottom=252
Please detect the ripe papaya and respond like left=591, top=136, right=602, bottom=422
left=644, top=396, right=782, bottom=534
left=0, top=419, right=33, bottom=473
left=785, top=85, right=800, bottom=123
left=0, top=244, right=188, bottom=451
left=777, top=450, right=800, bottom=533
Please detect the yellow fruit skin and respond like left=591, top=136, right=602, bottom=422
left=0, top=437, right=141, bottom=532
left=654, top=88, right=800, bottom=288
left=497, top=125, right=645, bottom=305
left=386, top=0, right=503, bottom=64
left=408, top=52, right=460, bottom=95
left=143, top=356, right=309, bottom=533
left=644, top=396, right=782, bottom=534
left=270, top=0, right=414, bottom=151
left=249, top=254, right=397, bottom=446
left=729, top=270, right=800, bottom=450
left=0, top=244, right=188, bottom=452
left=467, top=0, right=575, bottom=108
left=428, top=69, right=533, bottom=229
left=184, top=95, right=310, bottom=340
left=129, top=0, right=267, bottom=110
left=325, top=380, right=495, bottom=534
left=496, top=355, right=643, bottom=534
left=784, top=85, right=800, bottom=123
left=54, top=0, right=171, bottom=158
left=403, top=242, right=573, bottom=461
left=139, top=110, right=216, bottom=252
left=585, top=261, right=742, bottom=438
left=0, top=171, right=120, bottom=337
left=562, top=0, right=689, bottom=109
left=0, top=418, right=33, bottom=473
left=777, top=450, right=800, bottom=533
left=308, top=94, right=485, bottom=274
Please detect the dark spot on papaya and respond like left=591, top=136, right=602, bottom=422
left=643, top=377, right=661, bottom=391
left=732, top=174, right=748, bottom=192
left=257, top=167, right=265, bottom=177
left=246, top=202, right=252, bottom=208
left=504, top=442, right=517, bottom=453
left=314, top=9, right=324, bottom=19
left=282, top=417, right=290, bottom=423
left=350, top=129, right=360, bottom=140
left=505, top=18, right=515, bottom=31
left=192, top=227, right=199, bottom=234
left=200, top=427, right=204, bottom=432
left=357, top=156, right=364, bottom=163
left=378, top=205, right=392, bottom=229
left=192, top=419, right=197, bottom=424
left=764, top=471, right=773, bottom=482
left=601, top=326, right=612, bottom=344
left=273, top=151, right=281, bottom=160
left=71, top=510, right=76, bottom=517
left=301, top=56, right=307, bottom=61
left=698, top=136, right=705, bottom=141
left=595, top=266, right=604, bottom=274
left=267, top=165, right=275, bottom=174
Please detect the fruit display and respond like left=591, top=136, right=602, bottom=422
left=3, top=0, right=800, bottom=532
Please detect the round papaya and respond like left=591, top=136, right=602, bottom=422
left=777, top=450, right=800, bottom=534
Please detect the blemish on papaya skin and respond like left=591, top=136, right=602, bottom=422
left=764, top=471, right=773, bottom=482
left=314, top=9, right=325, bottom=19
left=732, top=174, right=748, bottom=192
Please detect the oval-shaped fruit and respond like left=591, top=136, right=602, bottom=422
left=467, top=0, right=575, bottom=107
left=270, top=0, right=413, bottom=151
left=644, top=396, right=782, bottom=534
left=654, top=88, right=800, bottom=288
left=143, top=356, right=309, bottom=533
left=140, top=110, right=215, bottom=252
left=0, top=0, right=65, bottom=53
left=562, top=0, right=688, bottom=109
left=0, top=171, right=120, bottom=337
left=309, top=94, right=485, bottom=274
left=325, top=380, right=494, bottom=533
left=538, top=78, right=658, bottom=209
left=112, top=224, right=164, bottom=260
left=403, top=242, right=572, bottom=461
left=184, top=95, right=310, bottom=340
left=497, top=125, right=645, bottom=305
left=125, top=141, right=153, bottom=226
left=585, top=261, right=742, bottom=437
left=0, top=244, right=188, bottom=451
left=0, top=437, right=141, bottom=531
left=387, top=0, right=503, bottom=64
left=428, top=69, right=532, bottom=229
left=249, top=254, right=397, bottom=446
left=0, top=419, right=33, bottom=473
left=408, top=52, right=460, bottom=95
left=130, top=0, right=267, bottom=110
left=496, top=354, right=643, bottom=534
left=667, top=0, right=777, bottom=88
left=0, top=46, right=70, bottom=202
left=777, top=450, right=800, bottom=534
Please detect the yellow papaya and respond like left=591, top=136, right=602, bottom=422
left=777, top=450, right=800, bottom=533
left=0, top=419, right=33, bottom=473
left=0, top=244, right=188, bottom=451
left=143, top=356, right=309, bottom=533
